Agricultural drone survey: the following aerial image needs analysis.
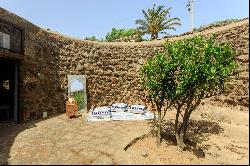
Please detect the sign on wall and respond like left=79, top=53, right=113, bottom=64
left=3, top=33, right=10, bottom=49
left=0, top=19, right=23, bottom=53
left=0, top=32, right=10, bottom=49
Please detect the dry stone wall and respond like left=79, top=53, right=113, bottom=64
left=209, top=23, right=249, bottom=107
left=0, top=8, right=248, bottom=122
left=48, top=20, right=249, bottom=109
left=47, top=33, right=165, bottom=110
left=0, top=8, right=65, bottom=121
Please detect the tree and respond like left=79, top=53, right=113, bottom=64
left=135, top=4, right=181, bottom=40
left=84, top=36, right=99, bottom=41
left=164, top=35, right=237, bottom=149
left=140, top=53, right=174, bottom=146
left=105, top=28, right=142, bottom=42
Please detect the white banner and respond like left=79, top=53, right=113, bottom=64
left=2, top=33, right=10, bottom=49
left=86, top=111, right=154, bottom=122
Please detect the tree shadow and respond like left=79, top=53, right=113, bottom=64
left=147, top=119, right=224, bottom=158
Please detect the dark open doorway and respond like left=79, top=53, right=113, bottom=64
left=0, top=58, right=19, bottom=122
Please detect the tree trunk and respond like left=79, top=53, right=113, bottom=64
left=152, top=107, right=157, bottom=137
left=155, top=33, right=159, bottom=39
left=156, top=109, right=161, bottom=147
left=183, top=109, right=192, bottom=136
left=176, top=107, right=194, bottom=150
left=153, top=113, right=157, bottom=137
left=183, top=97, right=202, bottom=135
left=151, top=33, right=158, bottom=40
left=149, top=98, right=157, bottom=137
left=175, top=107, right=187, bottom=150
left=151, top=34, right=155, bottom=40
left=153, top=108, right=156, bottom=125
left=175, top=107, right=180, bottom=134
left=176, top=129, right=186, bottom=149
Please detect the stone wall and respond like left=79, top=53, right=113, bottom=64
left=0, top=8, right=65, bottom=121
left=47, top=34, right=165, bottom=111
left=209, top=22, right=249, bottom=107
left=48, top=20, right=249, bottom=109
left=0, top=8, right=248, bottom=122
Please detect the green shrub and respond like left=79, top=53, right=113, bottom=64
left=140, top=34, right=237, bottom=148
left=140, top=53, right=174, bottom=146
left=105, top=28, right=142, bottom=42
left=72, top=91, right=85, bottom=111
left=84, top=36, right=100, bottom=41
left=164, top=35, right=237, bottom=149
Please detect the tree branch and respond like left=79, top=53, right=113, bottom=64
left=161, top=101, right=173, bottom=121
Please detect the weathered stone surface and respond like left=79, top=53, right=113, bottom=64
left=0, top=8, right=248, bottom=122
left=0, top=113, right=150, bottom=164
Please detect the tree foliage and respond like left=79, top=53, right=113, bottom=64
left=84, top=36, right=100, bottom=41
left=164, top=35, right=237, bottom=149
left=140, top=35, right=237, bottom=148
left=140, top=53, right=174, bottom=146
left=72, top=91, right=85, bottom=111
left=105, top=28, right=142, bottom=42
left=135, top=4, right=181, bottom=40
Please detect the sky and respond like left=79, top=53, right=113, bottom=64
left=71, top=80, right=83, bottom=92
left=0, top=0, right=249, bottom=40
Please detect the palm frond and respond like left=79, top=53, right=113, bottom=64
left=135, top=4, right=181, bottom=39
left=142, top=9, right=149, bottom=21
left=156, top=5, right=165, bottom=16
left=135, top=19, right=147, bottom=25
left=162, top=17, right=181, bottom=27
left=162, top=22, right=181, bottom=29
left=159, top=27, right=177, bottom=34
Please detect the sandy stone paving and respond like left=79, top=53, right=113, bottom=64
left=0, top=103, right=248, bottom=165
left=0, top=113, right=151, bottom=165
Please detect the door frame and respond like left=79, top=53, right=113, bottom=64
left=0, top=58, right=21, bottom=123
left=0, top=18, right=24, bottom=123
left=14, top=61, right=20, bottom=123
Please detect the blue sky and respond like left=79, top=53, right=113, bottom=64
left=71, top=80, right=83, bottom=92
left=0, top=0, right=249, bottom=40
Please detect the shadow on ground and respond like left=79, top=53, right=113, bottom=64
left=0, top=112, right=64, bottom=164
left=147, top=119, right=224, bottom=158
left=0, top=18, right=69, bottom=164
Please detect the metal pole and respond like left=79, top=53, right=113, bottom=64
left=187, top=0, right=194, bottom=32
left=191, top=0, right=194, bottom=31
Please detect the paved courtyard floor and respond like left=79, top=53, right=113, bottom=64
left=0, top=113, right=151, bottom=165
left=0, top=103, right=248, bottom=165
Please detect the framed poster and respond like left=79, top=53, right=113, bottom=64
left=3, top=33, right=10, bottom=49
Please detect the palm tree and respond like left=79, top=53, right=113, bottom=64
left=135, top=4, right=181, bottom=40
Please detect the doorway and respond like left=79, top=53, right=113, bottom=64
left=0, top=58, right=19, bottom=122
